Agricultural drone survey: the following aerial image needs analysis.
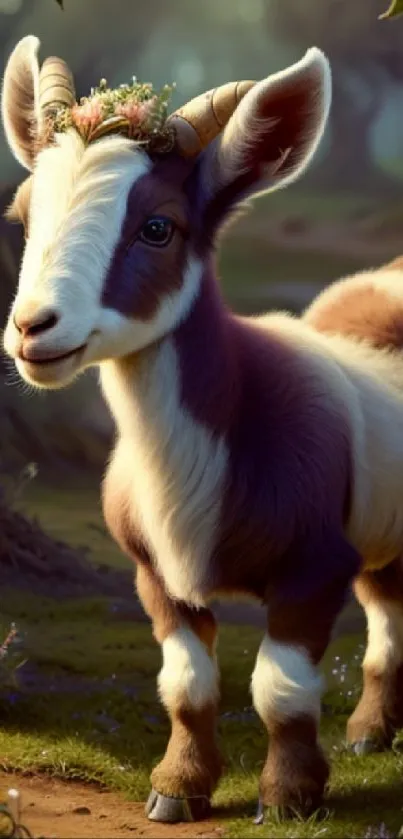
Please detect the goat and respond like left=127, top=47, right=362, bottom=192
left=3, top=35, right=403, bottom=825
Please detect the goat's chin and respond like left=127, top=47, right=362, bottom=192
left=15, top=353, right=84, bottom=390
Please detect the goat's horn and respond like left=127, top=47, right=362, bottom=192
left=167, top=80, right=255, bottom=158
left=38, top=55, right=76, bottom=116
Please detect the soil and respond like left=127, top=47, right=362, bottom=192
left=0, top=771, right=224, bottom=838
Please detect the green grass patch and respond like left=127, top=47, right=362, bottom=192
left=1, top=588, right=403, bottom=837
left=219, top=241, right=367, bottom=300
left=16, top=481, right=131, bottom=570
left=250, top=188, right=377, bottom=223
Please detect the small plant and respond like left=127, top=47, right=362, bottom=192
left=0, top=623, right=27, bottom=691
left=364, top=824, right=395, bottom=838
left=380, top=0, right=403, bottom=19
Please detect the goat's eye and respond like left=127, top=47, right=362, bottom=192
left=139, top=216, right=174, bottom=247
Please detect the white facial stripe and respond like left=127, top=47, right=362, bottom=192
left=251, top=634, right=323, bottom=723
left=4, top=130, right=158, bottom=371
left=19, top=131, right=150, bottom=299
left=158, top=627, right=219, bottom=712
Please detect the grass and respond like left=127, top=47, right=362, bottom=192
left=1, top=583, right=403, bottom=838
left=219, top=241, right=367, bottom=302
left=245, top=187, right=378, bottom=224
left=216, top=187, right=380, bottom=312
left=1, top=475, right=402, bottom=838
left=15, top=480, right=131, bottom=571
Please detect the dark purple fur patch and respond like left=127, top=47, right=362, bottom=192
left=102, top=154, right=194, bottom=320
left=173, top=259, right=357, bottom=601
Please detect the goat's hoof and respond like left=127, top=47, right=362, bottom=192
left=254, top=797, right=328, bottom=824
left=253, top=799, right=298, bottom=824
left=350, top=737, right=384, bottom=756
left=254, top=798, right=265, bottom=824
left=145, top=789, right=211, bottom=823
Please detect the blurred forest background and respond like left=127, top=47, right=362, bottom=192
left=1, top=0, right=403, bottom=479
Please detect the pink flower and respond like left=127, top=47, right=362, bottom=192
left=115, top=101, right=142, bottom=122
left=71, top=98, right=104, bottom=131
left=115, top=96, right=157, bottom=130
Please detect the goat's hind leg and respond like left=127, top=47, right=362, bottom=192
left=136, top=562, right=222, bottom=823
left=347, top=559, right=403, bottom=753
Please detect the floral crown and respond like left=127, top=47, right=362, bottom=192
left=45, top=76, right=177, bottom=153
left=37, top=52, right=256, bottom=159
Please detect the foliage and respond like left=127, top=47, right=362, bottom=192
left=0, top=586, right=401, bottom=838
left=0, top=624, right=26, bottom=693
left=379, top=0, right=403, bottom=18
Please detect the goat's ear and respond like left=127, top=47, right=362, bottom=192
left=192, top=48, right=331, bottom=241
left=1, top=36, right=41, bottom=172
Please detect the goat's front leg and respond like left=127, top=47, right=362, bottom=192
left=136, top=561, right=222, bottom=824
left=251, top=534, right=361, bottom=821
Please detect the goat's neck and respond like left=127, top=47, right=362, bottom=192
left=100, top=258, right=237, bottom=439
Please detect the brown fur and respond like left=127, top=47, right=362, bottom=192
left=305, top=281, right=403, bottom=350
left=347, top=560, right=403, bottom=746
left=101, top=421, right=223, bottom=803
left=151, top=703, right=223, bottom=800
left=306, top=258, right=403, bottom=749
left=135, top=560, right=222, bottom=800
left=257, top=579, right=349, bottom=813
left=102, top=475, right=218, bottom=650
left=347, top=664, right=403, bottom=746
left=136, top=560, right=217, bottom=650
left=259, top=715, right=329, bottom=814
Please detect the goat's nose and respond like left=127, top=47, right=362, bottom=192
left=13, top=306, right=59, bottom=338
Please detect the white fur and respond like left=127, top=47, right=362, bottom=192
left=100, top=291, right=228, bottom=607
left=258, top=311, right=403, bottom=571
left=371, top=268, right=403, bottom=303
left=158, top=626, right=219, bottom=712
left=3, top=133, right=205, bottom=389
left=362, top=599, right=403, bottom=673
left=1, top=35, right=40, bottom=171
left=251, top=634, right=323, bottom=723
left=4, top=132, right=151, bottom=377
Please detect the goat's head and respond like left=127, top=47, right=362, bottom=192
left=1, top=35, right=331, bottom=389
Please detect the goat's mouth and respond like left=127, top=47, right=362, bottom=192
left=16, top=342, right=88, bottom=388
left=19, top=343, right=88, bottom=366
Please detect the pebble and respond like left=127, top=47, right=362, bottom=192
left=72, top=805, right=91, bottom=815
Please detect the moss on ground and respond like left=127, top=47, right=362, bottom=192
left=1, top=588, right=403, bottom=838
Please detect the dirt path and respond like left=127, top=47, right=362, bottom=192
left=0, top=772, right=224, bottom=838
